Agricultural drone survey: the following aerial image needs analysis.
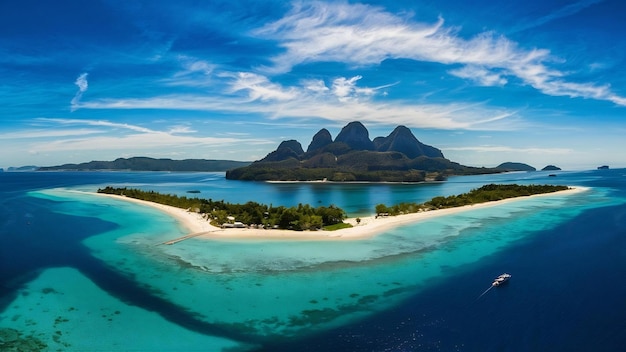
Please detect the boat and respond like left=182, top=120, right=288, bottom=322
left=492, top=273, right=511, bottom=286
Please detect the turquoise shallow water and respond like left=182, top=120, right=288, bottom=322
left=1, top=170, right=625, bottom=350
left=2, top=267, right=242, bottom=351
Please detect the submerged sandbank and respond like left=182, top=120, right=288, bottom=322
left=91, top=186, right=588, bottom=242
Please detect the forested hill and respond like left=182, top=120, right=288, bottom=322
left=38, top=157, right=250, bottom=172
left=226, top=121, right=503, bottom=182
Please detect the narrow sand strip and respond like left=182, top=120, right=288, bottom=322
left=91, top=186, right=588, bottom=242
left=94, top=192, right=217, bottom=234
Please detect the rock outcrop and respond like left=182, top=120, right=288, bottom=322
left=306, top=128, right=333, bottom=153
left=373, top=125, right=443, bottom=158
left=497, top=162, right=536, bottom=172
left=334, top=121, right=375, bottom=151
left=261, top=140, right=304, bottom=162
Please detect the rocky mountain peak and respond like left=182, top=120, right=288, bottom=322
left=374, top=125, right=444, bottom=158
left=260, top=139, right=304, bottom=162
left=334, top=121, right=375, bottom=151
left=277, top=140, right=304, bottom=155
left=307, top=128, right=333, bottom=153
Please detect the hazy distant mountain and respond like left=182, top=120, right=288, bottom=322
left=7, top=166, right=39, bottom=171
left=38, top=157, right=250, bottom=172
left=496, top=162, right=536, bottom=172
left=541, top=165, right=561, bottom=171
left=226, top=121, right=501, bottom=182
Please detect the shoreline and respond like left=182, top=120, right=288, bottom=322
left=91, top=186, right=588, bottom=242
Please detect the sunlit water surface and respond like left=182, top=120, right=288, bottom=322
left=1, top=170, right=625, bottom=351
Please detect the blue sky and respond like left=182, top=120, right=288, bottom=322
left=1, top=0, right=625, bottom=170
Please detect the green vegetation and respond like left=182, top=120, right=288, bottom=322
left=225, top=153, right=503, bottom=182
left=97, top=187, right=346, bottom=231
left=323, top=222, right=354, bottom=231
left=375, top=184, right=570, bottom=216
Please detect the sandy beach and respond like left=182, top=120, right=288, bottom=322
left=93, top=186, right=588, bottom=242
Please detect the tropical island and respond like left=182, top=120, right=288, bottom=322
left=226, top=121, right=508, bottom=182
left=97, top=184, right=570, bottom=234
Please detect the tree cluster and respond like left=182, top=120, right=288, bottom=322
left=375, top=184, right=569, bottom=216
left=97, top=187, right=346, bottom=231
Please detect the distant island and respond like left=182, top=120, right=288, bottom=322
left=496, top=162, right=536, bottom=172
left=7, top=165, right=39, bottom=172
left=542, top=165, right=562, bottom=171
left=37, top=157, right=250, bottom=172
left=227, top=121, right=511, bottom=182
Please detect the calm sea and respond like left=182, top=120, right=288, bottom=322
left=0, top=169, right=625, bottom=351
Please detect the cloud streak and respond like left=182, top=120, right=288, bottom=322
left=162, top=56, right=216, bottom=87
left=43, top=118, right=154, bottom=134
left=445, top=145, right=573, bottom=155
left=511, top=0, right=604, bottom=33
left=0, top=128, right=103, bottom=140
left=24, top=118, right=273, bottom=155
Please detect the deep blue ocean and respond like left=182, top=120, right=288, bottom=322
left=1, top=169, right=625, bottom=351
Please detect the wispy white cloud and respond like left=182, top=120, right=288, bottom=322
left=168, top=125, right=196, bottom=134
left=254, top=1, right=626, bottom=106
left=27, top=133, right=250, bottom=154
left=42, top=118, right=154, bottom=134
left=511, top=0, right=604, bottom=33
left=0, top=128, right=103, bottom=140
left=302, top=79, right=330, bottom=94
left=162, top=56, right=216, bottom=87
left=227, top=72, right=299, bottom=101
left=330, top=75, right=378, bottom=102
left=73, top=72, right=521, bottom=131
left=24, top=118, right=273, bottom=155
left=254, top=3, right=447, bottom=72
left=70, top=73, right=89, bottom=110
left=176, top=56, right=214, bottom=76
left=449, top=65, right=507, bottom=86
